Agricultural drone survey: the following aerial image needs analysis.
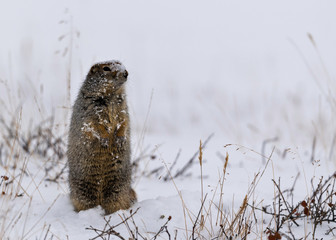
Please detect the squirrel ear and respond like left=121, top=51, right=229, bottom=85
left=90, top=65, right=99, bottom=74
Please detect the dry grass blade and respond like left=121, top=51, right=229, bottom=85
left=174, top=133, right=214, bottom=179
left=191, top=194, right=207, bottom=240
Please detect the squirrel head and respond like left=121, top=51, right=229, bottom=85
left=82, top=60, right=128, bottom=98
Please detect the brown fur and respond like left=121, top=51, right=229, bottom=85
left=67, top=61, right=136, bottom=214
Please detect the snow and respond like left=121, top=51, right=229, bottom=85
left=82, top=122, right=101, bottom=141
left=0, top=0, right=336, bottom=239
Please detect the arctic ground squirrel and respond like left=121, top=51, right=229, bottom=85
left=67, top=60, right=136, bottom=214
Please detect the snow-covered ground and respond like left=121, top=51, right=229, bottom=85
left=0, top=1, right=336, bottom=239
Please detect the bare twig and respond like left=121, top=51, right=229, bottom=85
left=261, top=137, right=278, bottom=164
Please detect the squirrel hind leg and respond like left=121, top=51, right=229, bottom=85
left=69, top=179, right=100, bottom=212
left=71, top=196, right=97, bottom=212
left=129, top=188, right=137, bottom=204
left=102, top=188, right=137, bottom=215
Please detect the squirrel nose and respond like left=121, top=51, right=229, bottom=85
left=123, top=70, right=128, bottom=78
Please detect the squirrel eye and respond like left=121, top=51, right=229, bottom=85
left=103, top=66, right=111, bottom=71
